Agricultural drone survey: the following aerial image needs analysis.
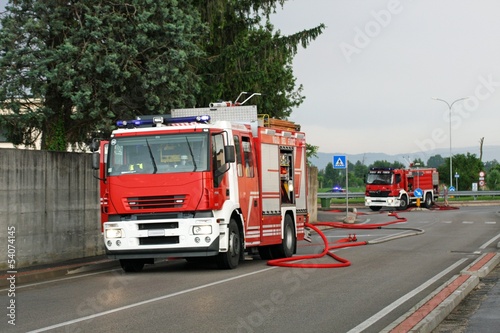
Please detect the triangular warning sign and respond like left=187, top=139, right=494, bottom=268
left=335, top=158, right=345, bottom=167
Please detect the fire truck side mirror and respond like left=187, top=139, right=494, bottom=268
left=92, top=152, right=100, bottom=170
left=224, top=145, right=235, bottom=163
left=90, top=139, right=100, bottom=152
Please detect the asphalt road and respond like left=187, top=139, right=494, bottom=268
left=1, top=206, right=499, bottom=333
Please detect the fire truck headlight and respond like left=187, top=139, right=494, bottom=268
left=193, top=225, right=212, bottom=235
left=106, top=229, right=123, bottom=239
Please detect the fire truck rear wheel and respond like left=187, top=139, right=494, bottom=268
left=216, top=219, right=241, bottom=269
left=424, top=193, right=433, bottom=208
left=271, top=215, right=295, bottom=258
left=120, top=259, right=145, bottom=272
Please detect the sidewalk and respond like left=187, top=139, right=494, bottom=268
left=382, top=252, right=500, bottom=333
left=464, top=263, right=500, bottom=333
left=435, top=262, right=500, bottom=333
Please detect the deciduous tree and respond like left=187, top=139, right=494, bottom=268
left=438, top=153, right=483, bottom=190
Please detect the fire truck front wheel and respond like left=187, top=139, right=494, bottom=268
left=398, top=195, right=408, bottom=211
left=120, top=259, right=145, bottom=272
left=216, top=219, right=241, bottom=269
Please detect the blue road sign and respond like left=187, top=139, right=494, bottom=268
left=333, top=155, right=346, bottom=169
left=414, top=188, right=423, bottom=198
left=449, top=186, right=456, bottom=192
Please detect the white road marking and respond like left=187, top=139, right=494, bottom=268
left=346, top=258, right=468, bottom=333
left=0, top=269, right=120, bottom=292
left=479, top=232, right=500, bottom=250
left=27, top=266, right=277, bottom=333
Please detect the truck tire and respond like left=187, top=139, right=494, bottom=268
left=120, top=259, right=145, bottom=272
left=424, top=193, right=433, bottom=208
left=369, top=206, right=382, bottom=211
left=216, top=219, right=241, bottom=269
left=398, top=195, right=408, bottom=211
left=271, top=215, right=296, bottom=258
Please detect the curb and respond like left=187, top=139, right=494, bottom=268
left=382, top=252, right=500, bottom=333
left=0, top=257, right=119, bottom=288
left=461, top=252, right=500, bottom=278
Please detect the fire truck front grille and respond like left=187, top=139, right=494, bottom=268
left=127, top=195, right=186, bottom=210
left=138, top=222, right=179, bottom=230
left=369, top=191, right=390, bottom=197
left=139, top=236, right=179, bottom=245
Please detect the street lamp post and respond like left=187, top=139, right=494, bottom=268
left=432, top=97, right=468, bottom=188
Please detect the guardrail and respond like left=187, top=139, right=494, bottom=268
left=318, top=192, right=364, bottom=199
left=318, top=190, right=500, bottom=199
left=317, top=191, right=500, bottom=208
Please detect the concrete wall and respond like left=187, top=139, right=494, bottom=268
left=0, top=149, right=103, bottom=270
left=0, top=149, right=318, bottom=270
left=308, top=166, right=318, bottom=222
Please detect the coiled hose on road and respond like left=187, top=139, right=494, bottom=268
left=267, top=213, right=424, bottom=269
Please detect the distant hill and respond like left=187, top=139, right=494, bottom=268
left=310, top=146, right=500, bottom=171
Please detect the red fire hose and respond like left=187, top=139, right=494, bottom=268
left=267, top=213, right=423, bottom=269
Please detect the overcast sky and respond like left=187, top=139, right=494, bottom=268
left=271, top=0, right=500, bottom=156
left=1, top=1, right=499, bottom=157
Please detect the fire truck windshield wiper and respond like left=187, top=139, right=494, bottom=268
left=185, top=137, right=197, bottom=171
left=145, top=138, right=158, bottom=174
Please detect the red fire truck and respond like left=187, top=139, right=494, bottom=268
left=364, top=167, right=439, bottom=211
left=91, top=95, right=308, bottom=272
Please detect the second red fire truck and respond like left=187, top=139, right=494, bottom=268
left=365, top=167, right=439, bottom=211
left=92, top=95, right=309, bottom=272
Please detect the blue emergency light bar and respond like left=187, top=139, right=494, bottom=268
left=168, top=115, right=211, bottom=123
left=116, top=119, right=151, bottom=127
left=116, top=115, right=211, bottom=128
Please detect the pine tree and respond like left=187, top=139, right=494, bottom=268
left=0, top=0, right=325, bottom=150
left=0, top=0, right=205, bottom=150
left=194, top=0, right=325, bottom=118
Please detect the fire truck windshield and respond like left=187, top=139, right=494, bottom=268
left=366, top=172, right=393, bottom=185
left=107, top=133, right=209, bottom=175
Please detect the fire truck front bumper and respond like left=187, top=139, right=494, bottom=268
left=103, top=218, right=221, bottom=259
left=364, top=196, right=400, bottom=208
